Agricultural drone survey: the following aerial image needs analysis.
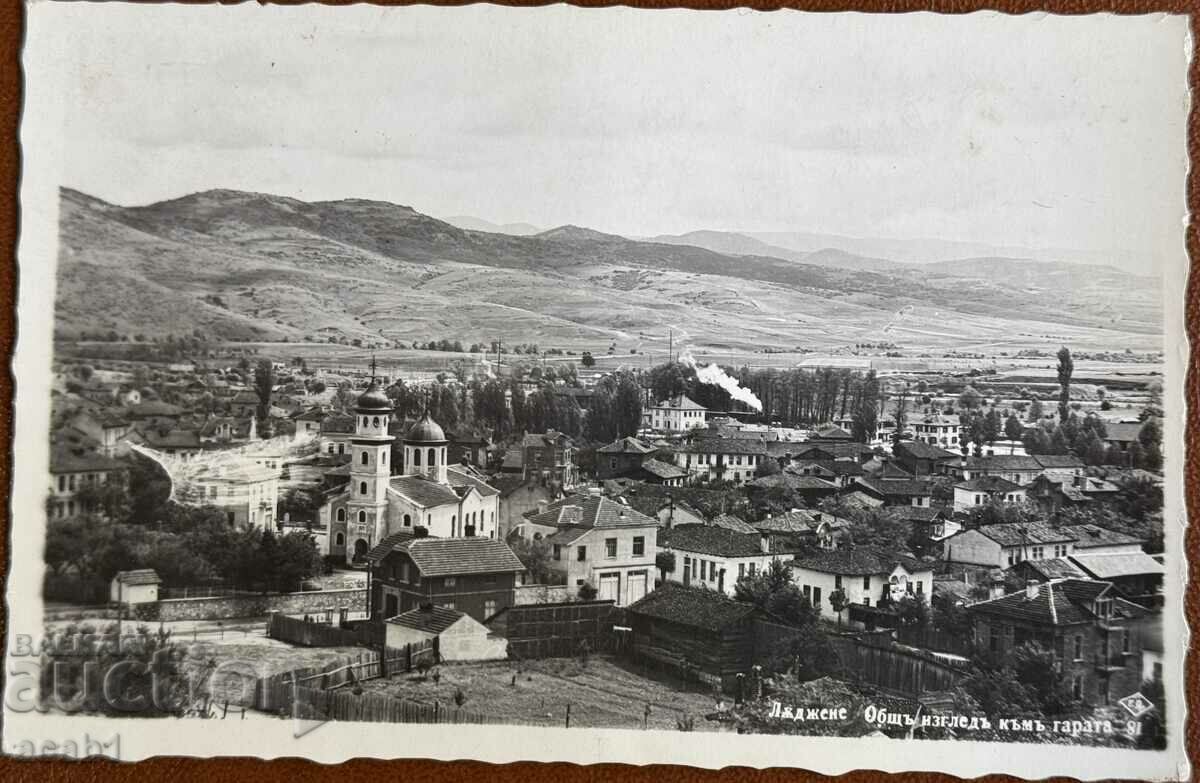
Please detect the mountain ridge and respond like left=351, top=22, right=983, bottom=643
left=52, top=187, right=1162, bottom=354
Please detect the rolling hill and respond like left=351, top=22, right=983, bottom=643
left=51, top=187, right=1163, bottom=356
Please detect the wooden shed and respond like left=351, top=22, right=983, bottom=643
left=625, top=583, right=762, bottom=691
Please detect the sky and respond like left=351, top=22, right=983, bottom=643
left=43, top=5, right=1190, bottom=267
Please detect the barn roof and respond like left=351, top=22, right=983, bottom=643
left=627, top=583, right=758, bottom=631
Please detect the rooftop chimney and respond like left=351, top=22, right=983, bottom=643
left=760, top=533, right=770, bottom=554
left=1025, top=580, right=1039, bottom=600
left=588, top=486, right=603, bottom=498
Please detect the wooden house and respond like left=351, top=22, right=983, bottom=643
left=626, top=583, right=763, bottom=691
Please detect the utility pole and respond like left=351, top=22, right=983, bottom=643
left=669, top=328, right=673, bottom=365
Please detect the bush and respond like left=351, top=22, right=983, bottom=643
left=578, top=582, right=598, bottom=601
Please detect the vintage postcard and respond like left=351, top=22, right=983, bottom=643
left=5, top=3, right=1191, bottom=779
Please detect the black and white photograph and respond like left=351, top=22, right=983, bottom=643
left=5, top=4, right=1190, bottom=778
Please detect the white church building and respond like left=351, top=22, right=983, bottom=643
left=319, top=382, right=500, bottom=563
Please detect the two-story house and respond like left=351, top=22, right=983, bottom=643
left=365, top=533, right=526, bottom=624
left=596, top=437, right=658, bottom=480
left=786, top=547, right=934, bottom=626
left=940, top=455, right=1044, bottom=485
left=943, top=522, right=1077, bottom=568
left=952, top=475, right=1027, bottom=512
left=967, top=578, right=1150, bottom=706
left=892, top=441, right=959, bottom=477
left=909, top=412, right=962, bottom=449
left=674, top=439, right=768, bottom=485
left=519, top=430, right=578, bottom=489
left=643, top=394, right=707, bottom=432
left=520, top=490, right=658, bottom=605
left=47, top=446, right=126, bottom=520
left=658, top=524, right=778, bottom=596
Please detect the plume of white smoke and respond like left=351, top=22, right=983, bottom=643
left=677, top=348, right=763, bottom=412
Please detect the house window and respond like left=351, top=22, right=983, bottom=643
left=577, top=546, right=587, bottom=562
left=442, top=601, right=455, bottom=611
left=834, top=575, right=843, bottom=590
left=605, top=538, right=617, bottom=558
left=1054, top=544, right=1067, bottom=558
left=1074, top=635, right=1083, bottom=660
left=1031, top=546, right=1044, bottom=560
left=863, top=576, right=871, bottom=591
left=1072, top=675, right=1083, bottom=700
left=802, top=584, right=810, bottom=599
left=812, top=586, right=822, bottom=607
left=632, top=537, right=644, bottom=556
left=338, top=444, right=345, bottom=455
left=401, top=563, right=409, bottom=582
left=484, top=600, right=496, bottom=618
left=701, top=560, right=708, bottom=580
left=916, top=580, right=923, bottom=594
left=553, top=545, right=561, bottom=561
left=739, top=563, right=745, bottom=580
left=328, top=444, right=335, bottom=454
left=444, top=577, right=456, bottom=588
left=57, top=476, right=65, bottom=492
left=1123, top=629, right=1131, bottom=654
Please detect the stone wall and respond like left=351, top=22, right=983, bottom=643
left=513, top=584, right=572, bottom=606
left=129, top=588, right=367, bottom=622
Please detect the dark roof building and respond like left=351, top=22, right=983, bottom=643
left=659, top=524, right=766, bottom=558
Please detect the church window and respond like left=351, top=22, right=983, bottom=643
left=358, top=510, right=366, bottom=524
left=428, top=448, right=436, bottom=466
left=336, top=508, right=346, bottom=522
left=403, top=514, right=411, bottom=527
left=373, top=417, right=380, bottom=428
left=413, top=449, right=422, bottom=467
left=382, top=451, right=387, bottom=465
left=335, top=532, right=344, bottom=546
left=359, top=481, right=368, bottom=495
left=361, top=452, right=369, bottom=466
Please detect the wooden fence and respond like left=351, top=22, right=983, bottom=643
left=268, top=612, right=361, bottom=647
left=894, top=626, right=973, bottom=657
left=487, top=600, right=620, bottom=660
left=251, top=638, right=535, bottom=726
left=829, top=635, right=965, bottom=698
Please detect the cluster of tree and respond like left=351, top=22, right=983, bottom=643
left=45, top=507, right=325, bottom=596
left=39, top=622, right=209, bottom=717
left=733, top=561, right=841, bottom=682
left=648, top=361, right=884, bottom=429
left=583, top=371, right=643, bottom=443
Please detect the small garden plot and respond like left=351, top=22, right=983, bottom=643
left=182, top=639, right=367, bottom=708
left=360, top=655, right=727, bottom=731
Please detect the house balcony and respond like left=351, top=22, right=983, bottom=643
left=1093, top=651, right=1127, bottom=673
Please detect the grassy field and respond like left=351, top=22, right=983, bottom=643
left=359, top=655, right=726, bottom=732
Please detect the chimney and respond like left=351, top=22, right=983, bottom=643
left=760, top=533, right=770, bottom=554
left=989, top=570, right=1005, bottom=599
left=1025, top=580, right=1039, bottom=600
left=588, top=486, right=603, bottom=498
left=536, top=500, right=548, bottom=515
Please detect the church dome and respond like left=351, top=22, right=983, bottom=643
left=355, top=383, right=392, bottom=412
left=406, top=412, right=446, bottom=443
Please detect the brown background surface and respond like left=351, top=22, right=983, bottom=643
left=0, top=1, right=1194, bottom=781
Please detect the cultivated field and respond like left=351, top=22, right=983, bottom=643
left=358, top=655, right=727, bottom=731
